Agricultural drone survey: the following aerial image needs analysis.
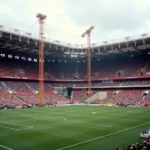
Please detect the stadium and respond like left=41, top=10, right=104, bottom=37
left=0, top=1, right=150, bottom=150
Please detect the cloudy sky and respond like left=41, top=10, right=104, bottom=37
left=0, top=0, right=150, bottom=45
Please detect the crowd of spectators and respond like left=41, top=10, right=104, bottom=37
left=44, top=91, right=69, bottom=104
left=1, top=80, right=150, bottom=106
left=72, top=91, right=98, bottom=103
left=106, top=90, right=143, bottom=105
left=139, top=93, right=150, bottom=106
left=122, top=80, right=150, bottom=86
left=0, top=81, right=69, bottom=107
left=50, top=83, right=87, bottom=88
left=117, top=137, right=150, bottom=150
left=72, top=91, right=86, bottom=103
left=0, top=57, right=149, bottom=80
left=50, top=80, right=150, bottom=88
left=92, top=80, right=150, bottom=87
left=85, top=90, right=150, bottom=106
left=0, top=57, right=150, bottom=107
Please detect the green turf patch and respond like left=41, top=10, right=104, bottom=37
left=0, top=106, right=150, bottom=150
left=0, top=121, right=33, bottom=131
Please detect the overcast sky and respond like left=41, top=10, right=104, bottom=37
left=0, top=0, right=150, bottom=45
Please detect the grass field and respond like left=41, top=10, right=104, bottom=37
left=0, top=106, right=150, bottom=150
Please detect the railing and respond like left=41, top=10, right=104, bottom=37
left=0, top=75, right=150, bottom=82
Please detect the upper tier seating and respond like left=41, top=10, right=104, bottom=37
left=0, top=57, right=148, bottom=80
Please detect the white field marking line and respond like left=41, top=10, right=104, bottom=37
left=56, top=121, right=150, bottom=150
left=8, top=114, right=115, bottom=128
left=0, top=144, right=13, bottom=150
left=65, top=120, right=122, bottom=129
left=0, top=125, right=33, bottom=131
left=0, top=125, right=20, bottom=131
left=0, top=121, right=33, bottom=128
left=18, top=127, right=33, bottom=130
left=27, top=115, right=67, bottom=122
left=16, top=114, right=67, bottom=122
left=54, top=116, right=67, bottom=121
left=0, top=121, right=33, bottom=131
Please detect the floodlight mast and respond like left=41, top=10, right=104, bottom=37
left=81, top=26, right=94, bottom=95
left=36, top=13, right=47, bottom=105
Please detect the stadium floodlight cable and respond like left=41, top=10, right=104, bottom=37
left=0, top=24, right=149, bottom=49
left=45, top=23, right=58, bottom=39
left=45, top=22, right=86, bottom=49
left=25, top=20, right=39, bottom=34
left=72, top=37, right=85, bottom=48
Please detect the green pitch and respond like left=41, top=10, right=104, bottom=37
left=0, top=106, right=150, bottom=150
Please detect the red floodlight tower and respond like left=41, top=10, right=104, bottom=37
left=36, top=13, right=47, bottom=105
left=81, top=26, right=94, bottom=95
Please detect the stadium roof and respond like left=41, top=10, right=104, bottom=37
left=0, top=25, right=150, bottom=59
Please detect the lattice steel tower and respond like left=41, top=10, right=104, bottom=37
left=36, top=13, right=47, bottom=105
left=81, top=26, right=94, bottom=95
